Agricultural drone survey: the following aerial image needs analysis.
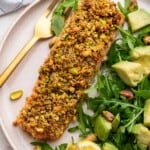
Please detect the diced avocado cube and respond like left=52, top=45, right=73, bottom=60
left=130, top=46, right=150, bottom=75
left=112, top=61, right=145, bottom=87
left=112, top=114, right=120, bottom=132
left=102, top=142, right=118, bottom=150
left=135, top=57, right=150, bottom=77
left=130, top=46, right=150, bottom=59
left=144, top=99, right=150, bottom=127
left=127, top=9, right=150, bottom=32
left=94, top=115, right=112, bottom=141
left=132, top=124, right=150, bottom=150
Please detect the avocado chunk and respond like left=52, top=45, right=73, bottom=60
left=127, top=8, right=150, bottom=32
left=135, top=57, right=150, bottom=76
left=112, top=113, right=120, bottom=132
left=144, top=99, right=150, bottom=127
left=112, top=61, right=145, bottom=87
left=130, top=46, right=150, bottom=59
left=94, top=115, right=112, bottom=141
left=130, top=46, right=150, bottom=75
left=102, top=142, right=118, bottom=150
left=132, top=124, right=150, bottom=150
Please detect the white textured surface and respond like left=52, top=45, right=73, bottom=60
left=0, top=8, right=24, bottom=150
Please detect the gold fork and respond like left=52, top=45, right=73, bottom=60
left=0, top=0, right=60, bottom=88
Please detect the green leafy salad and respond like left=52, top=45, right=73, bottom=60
left=31, top=0, right=150, bottom=149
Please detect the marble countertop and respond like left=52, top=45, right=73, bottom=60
left=0, top=7, right=25, bottom=150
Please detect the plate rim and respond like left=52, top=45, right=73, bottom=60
left=0, top=0, right=149, bottom=149
left=0, top=0, right=41, bottom=54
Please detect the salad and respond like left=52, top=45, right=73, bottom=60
left=31, top=0, right=150, bottom=149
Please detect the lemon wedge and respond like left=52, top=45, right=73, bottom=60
left=67, top=140, right=101, bottom=150
left=66, top=143, right=77, bottom=150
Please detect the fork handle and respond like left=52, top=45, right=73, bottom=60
left=0, top=36, right=39, bottom=87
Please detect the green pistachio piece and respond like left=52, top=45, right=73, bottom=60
left=9, top=90, right=23, bottom=101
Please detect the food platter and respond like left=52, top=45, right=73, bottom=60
left=0, top=0, right=149, bottom=150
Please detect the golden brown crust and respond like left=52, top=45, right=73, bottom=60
left=14, top=0, right=124, bottom=140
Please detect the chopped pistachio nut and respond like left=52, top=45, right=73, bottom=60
left=9, top=90, right=23, bottom=101
left=69, top=67, right=80, bottom=75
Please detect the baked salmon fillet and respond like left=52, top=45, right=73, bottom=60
left=14, top=0, right=124, bottom=140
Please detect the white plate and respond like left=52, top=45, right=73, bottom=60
left=0, top=0, right=149, bottom=150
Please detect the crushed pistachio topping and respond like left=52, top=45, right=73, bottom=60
left=14, top=0, right=124, bottom=140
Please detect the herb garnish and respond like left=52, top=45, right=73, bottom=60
left=51, top=0, right=78, bottom=36
left=31, top=141, right=67, bottom=150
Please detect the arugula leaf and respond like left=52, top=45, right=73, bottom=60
left=57, top=144, right=67, bottom=150
left=115, top=26, right=136, bottom=46
left=54, top=0, right=76, bottom=15
left=124, top=0, right=131, bottom=10
left=108, top=30, right=135, bottom=65
left=123, top=109, right=143, bottom=129
left=133, top=77, right=150, bottom=100
left=68, top=126, right=79, bottom=133
left=108, top=24, right=149, bottom=65
left=88, top=98, right=142, bottom=111
left=51, top=0, right=78, bottom=35
left=134, top=90, right=150, bottom=99
left=95, top=69, right=125, bottom=98
left=136, top=25, right=150, bottom=46
left=137, top=25, right=150, bottom=37
left=111, top=130, right=139, bottom=150
left=31, top=142, right=53, bottom=150
left=31, top=142, right=67, bottom=150
left=96, top=74, right=113, bottom=99
left=118, top=2, right=128, bottom=16
left=77, top=102, right=86, bottom=134
left=76, top=103, right=94, bottom=137
left=108, top=41, right=123, bottom=65
left=61, top=0, right=78, bottom=10
left=51, top=14, right=65, bottom=36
